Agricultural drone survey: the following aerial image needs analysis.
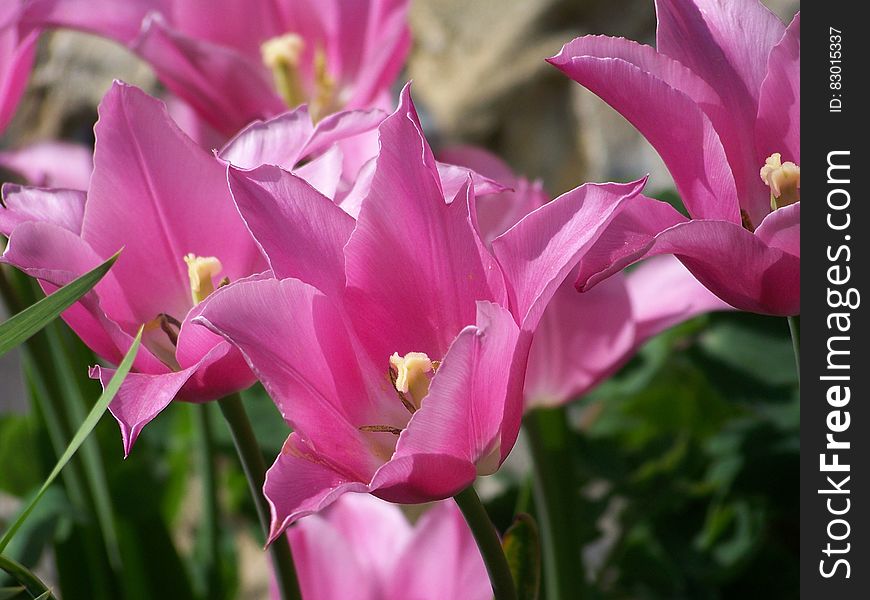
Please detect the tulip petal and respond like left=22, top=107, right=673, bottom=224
left=1, top=220, right=166, bottom=372
left=227, top=164, right=354, bottom=295
left=344, top=86, right=502, bottom=361
left=0, top=142, right=93, bottom=190
left=388, top=501, right=492, bottom=600
left=219, top=106, right=316, bottom=170
left=134, top=15, right=284, bottom=135
left=265, top=434, right=369, bottom=541
left=0, top=25, right=36, bottom=134
left=625, top=255, right=732, bottom=341
left=170, top=0, right=284, bottom=58
left=523, top=274, right=635, bottom=409
left=755, top=202, right=800, bottom=258
left=83, top=81, right=263, bottom=324
left=389, top=302, right=521, bottom=478
left=756, top=13, right=800, bottom=166
left=369, top=453, right=477, bottom=505
left=20, top=0, right=158, bottom=44
left=492, top=178, right=650, bottom=331
left=195, top=277, right=392, bottom=480
left=1, top=184, right=86, bottom=235
left=547, top=47, right=739, bottom=222
left=91, top=360, right=200, bottom=456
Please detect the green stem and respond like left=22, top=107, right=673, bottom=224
left=454, top=486, right=518, bottom=600
left=216, top=394, right=300, bottom=600
left=194, top=404, right=222, bottom=600
left=787, top=315, right=800, bottom=384
left=524, top=406, right=585, bottom=600
left=0, top=554, right=55, bottom=599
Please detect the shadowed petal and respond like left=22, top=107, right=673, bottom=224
left=21, top=0, right=160, bottom=44
left=754, top=202, right=799, bottom=258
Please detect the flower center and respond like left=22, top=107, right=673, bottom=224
left=760, top=153, right=800, bottom=210
left=184, top=253, right=224, bottom=305
left=260, top=34, right=337, bottom=121
left=390, top=352, right=438, bottom=412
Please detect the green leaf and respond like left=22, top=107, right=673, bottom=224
left=0, top=555, right=53, bottom=599
left=0, top=587, right=26, bottom=600
left=0, top=326, right=142, bottom=553
left=0, top=252, right=119, bottom=357
left=502, top=514, right=541, bottom=600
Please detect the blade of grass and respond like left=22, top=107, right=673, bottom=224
left=0, top=327, right=142, bottom=553
left=0, top=251, right=119, bottom=356
left=0, top=555, right=54, bottom=599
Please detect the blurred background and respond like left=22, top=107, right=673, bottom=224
left=1, top=0, right=800, bottom=598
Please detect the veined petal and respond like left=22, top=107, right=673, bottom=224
left=0, top=142, right=93, bottom=190
left=625, top=255, right=732, bottom=341
left=83, top=82, right=263, bottom=324
left=547, top=48, right=738, bottom=222
left=226, top=164, right=354, bottom=295
left=756, top=13, right=800, bottom=166
left=344, top=85, right=502, bottom=361
left=195, top=277, right=391, bottom=480
left=134, top=15, right=284, bottom=135
left=265, top=434, right=369, bottom=542
left=1, top=184, right=86, bottom=235
left=492, top=178, right=651, bottom=331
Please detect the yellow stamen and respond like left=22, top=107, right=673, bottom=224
left=184, top=253, right=222, bottom=305
left=389, top=352, right=435, bottom=410
left=309, top=46, right=336, bottom=122
left=760, top=153, right=800, bottom=210
left=261, top=33, right=306, bottom=108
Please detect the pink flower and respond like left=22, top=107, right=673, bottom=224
left=440, top=146, right=731, bottom=409
left=548, top=0, right=800, bottom=315
left=0, top=1, right=37, bottom=133
left=195, top=85, right=650, bottom=536
left=25, top=0, right=410, bottom=135
left=0, top=141, right=94, bottom=190
left=0, top=82, right=268, bottom=454
left=280, top=494, right=491, bottom=600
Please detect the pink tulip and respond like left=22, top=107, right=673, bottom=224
left=24, top=0, right=410, bottom=136
left=195, top=85, right=651, bottom=536
left=0, top=1, right=37, bottom=134
left=548, top=0, right=800, bottom=316
left=0, top=141, right=93, bottom=189
left=440, top=146, right=731, bottom=409
left=279, top=494, right=491, bottom=600
left=0, top=82, right=268, bottom=454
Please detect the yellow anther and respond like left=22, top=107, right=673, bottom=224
left=184, top=253, right=223, bottom=305
left=390, top=352, right=435, bottom=410
left=261, top=33, right=306, bottom=108
left=760, top=153, right=800, bottom=210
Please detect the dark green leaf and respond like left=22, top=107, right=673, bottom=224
left=502, top=514, right=541, bottom=600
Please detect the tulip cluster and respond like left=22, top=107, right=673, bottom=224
left=0, top=0, right=798, bottom=597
